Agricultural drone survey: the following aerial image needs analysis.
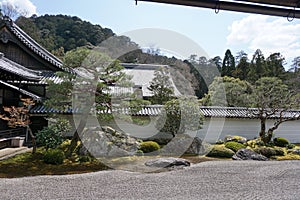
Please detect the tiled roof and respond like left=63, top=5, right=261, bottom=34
left=29, top=104, right=300, bottom=119
left=200, top=107, right=256, bottom=118
left=29, top=104, right=78, bottom=114
left=0, top=80, right=41, bottom=101
left=120, top=63, right=181, bottom=97
left=0, top=17, right=73, bottom=73
left=7, top=71, right=63, bottom=85
left=39, top=71, right=63, bottom=84
left=0, top=53, right=42, bottom=81
left=5, top=18, right=62, bottom=68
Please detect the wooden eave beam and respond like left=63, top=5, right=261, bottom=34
left=137, top=0, right=300, bottom=19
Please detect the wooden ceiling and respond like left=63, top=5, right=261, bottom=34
left=137, top=0, right=300, bottom=19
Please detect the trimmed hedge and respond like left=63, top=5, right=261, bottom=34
left=273, top=137, right=289, bottom=147
left=139, top=141, right=160, bottom=153
left=207, top=145, right=235, bottom=158
left=225, top=141, right=246, bottom=152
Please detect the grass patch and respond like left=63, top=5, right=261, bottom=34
left=275, top=154, right=300, bottom=161
left=0, top=149, right=110, bottom=178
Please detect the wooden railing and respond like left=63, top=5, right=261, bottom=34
left=0, top=128, right=25, bottom=139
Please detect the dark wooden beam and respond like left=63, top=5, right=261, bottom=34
left=138, top=0, right=300, bottom=19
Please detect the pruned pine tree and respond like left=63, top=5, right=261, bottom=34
left=46, top=47, right=129, bottom=157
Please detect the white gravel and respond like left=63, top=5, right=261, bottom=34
left=1, top=160, right=300, bottom=200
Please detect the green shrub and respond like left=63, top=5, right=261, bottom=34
left=274, top=147, right=285, bottom=156
left=43, top=149, right=65, bottom=165
left=79, top=155, right=92, bottom=163
left=207, top=145, right=235, bottom=158
left=273, top=137, right=289, bottom=147
left=254, top=147, right=284, bottom=158
left=286, top=143, right=295, bottom=149
left=36, top=118, right=71, bottom=150
left=135, top=150, right=144, bottom=156
left=139, top=141, right=160, bottom=153
left=225, top=141, right=246, bottom=152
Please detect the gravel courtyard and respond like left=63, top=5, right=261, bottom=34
left=1, top=160, right=300, bottom=200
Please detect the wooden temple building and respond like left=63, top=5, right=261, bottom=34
left=0, top=16, right=70, bottom=146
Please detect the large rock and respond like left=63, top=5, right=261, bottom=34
left=233, top=148, right=268, bottom=161
left=145, top=157, right=190, bottom=168
left=160, top=134, right=208, bottom=156
left=80, top=126, right=140, bottom=158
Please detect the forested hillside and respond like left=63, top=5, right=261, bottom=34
left=16, top=14, right=115, bottom=52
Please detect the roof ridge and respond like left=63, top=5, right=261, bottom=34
left=1, top=17, right=73, bottom=73
left=10, top=22, right=62, bottom=66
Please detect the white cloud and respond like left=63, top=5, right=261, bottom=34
left=227, top=15, right=300, bottom=61
left=0, top=0, right=37, bottom=17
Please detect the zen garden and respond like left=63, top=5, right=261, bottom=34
left=0, top=10, right=300, bottom=177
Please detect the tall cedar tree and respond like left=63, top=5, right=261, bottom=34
left=221, top=49, right=235, bottom=77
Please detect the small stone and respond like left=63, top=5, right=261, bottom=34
left=225, top=135, right=247, bottom=144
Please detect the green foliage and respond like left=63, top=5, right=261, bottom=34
left=43, top=149, right=65, bottom=165
left=97, top=113, right=114, bottom=123
left=201, top=76, right=252, bottom=107
left=224, top=141, right=246, bottom=152
left=206, top=145, right=235, bottom=158
left=221, top=49, right=235, bottom=77
left=286, top=143, right=295, bottom=149
left=79, top=155, right=92, bottom=163
left=157, top=96, right=204, bottom=137
left=36, top=118, right=71, bottom=150
left=274, top=147, right=285, bottom=156
left=139, top=141, right=160, bottom=153
left=16, top=15, right=114, bottom=52
left=135, top=150, right=144, bottom=156
left=273, top=137, right=290, bottom=147
left=233, top=51, right=249, bottom=80
left=148, top=67, right=175, bottom=104
left=119, top=99, right=151, bottom=114
left=247, top=49, right=267, bottom=83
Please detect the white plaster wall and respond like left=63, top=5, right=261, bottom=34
left=198, top=118, right=300, bottom=143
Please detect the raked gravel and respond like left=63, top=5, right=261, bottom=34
left=1, top=160, right=300, bottom=200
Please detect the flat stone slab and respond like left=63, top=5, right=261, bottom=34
left=145, top=157, right=190, bottom=168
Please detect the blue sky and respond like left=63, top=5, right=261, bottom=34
left=4, top=0, right=300, bottom=67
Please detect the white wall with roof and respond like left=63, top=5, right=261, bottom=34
left=198, top=118, right=300, bottom=143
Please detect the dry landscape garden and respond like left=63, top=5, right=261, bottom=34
left=0, top=10, right=300, bottom=178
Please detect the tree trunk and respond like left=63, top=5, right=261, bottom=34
left=27, top=126, right=36, bottom=154
left=259, top=117, right=266, bottom=139
left=65, top=116, right=87, bottom=158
